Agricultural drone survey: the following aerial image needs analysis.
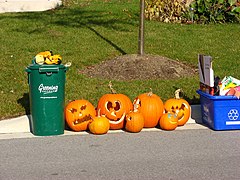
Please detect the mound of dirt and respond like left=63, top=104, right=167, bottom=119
left=79, top=54, right=197, bottom=81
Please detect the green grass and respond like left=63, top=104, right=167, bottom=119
left=0, top=0, right=240, bottom=119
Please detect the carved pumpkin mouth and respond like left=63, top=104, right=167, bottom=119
left=168, top=120, right=178, bottom=125
left=109, top=112, right=126, bottom=125
left=73, top=114, right=92, bottom=125
left=171, top=103, right=190, bottom=121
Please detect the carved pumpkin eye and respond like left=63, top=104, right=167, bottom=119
left=106, top=101, right=121, bottom=112
left=114, top=101, right=121, bottom=111
left=167, top=113, right=177, bottom=119
left=70, top=108, right=77, bottom=113
left=80, top=105, right=87, bottom=111
left=180, top=104, right=185, bottom=110
left=106, top=101, right=113, bottom=111
left=168, top=113, right=172, bottom=118
left=138, top=100, right=141, bottom=106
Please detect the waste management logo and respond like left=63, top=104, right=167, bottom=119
left=38, top=84, right=58, bottom=95
left=226, top=109, right=240, bottom=125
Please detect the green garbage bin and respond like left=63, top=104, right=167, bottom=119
left=25, top=64, right=69, bottom=136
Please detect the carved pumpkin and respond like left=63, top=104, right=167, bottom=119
left=133, top=90, right=164, bottom=128
left=164, top=89, right=191, bottom=126
left=96, top=82, right=133, bottom=130
left=159, top=112, right=178, bottom=130
left=88, top=116, right=110, bottom=135
left=125, top=111, right=144, bottom=133
left=65, top=99, right=96, bottom=132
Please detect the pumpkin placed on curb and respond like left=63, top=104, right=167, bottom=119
left=125, top=111, right=144, bottom=133
left=88, top=116, right=110, bottom=135
left=65, top=99, right=96, bottom=132
left=133, top=90, right=164, bottom=128
left=164, top=89, right=191, bottom=126
left=159, top=112, right=178, bottom=131
left=96, top=82, right=133, bottom=130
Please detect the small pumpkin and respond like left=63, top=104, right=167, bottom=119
left=164, top=89, right=191, bottom=126
left=65, top=99, right=96, bottom=132
left=125, top=112, right=144, bottom=133
left=88, top=116, right=110, bottom=135
left=133, top=90, right=164, bottom=128
left=96, top=82, right=133, bottom=130
left=159, top=112, right=178, bottom=130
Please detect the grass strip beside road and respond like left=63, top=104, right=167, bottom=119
left=0, top=0, right=239, bottom=119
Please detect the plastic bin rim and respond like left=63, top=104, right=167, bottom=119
left=26, top=64, right=67, bottom=70
left=196, top=89, right=238, bottom=100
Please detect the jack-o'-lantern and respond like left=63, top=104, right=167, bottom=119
left=96, top=82, right=133, bottom=130
left=133, top=90, right=164, bottom=128
left=164, top=89, right=191, bottom=126
left=65, top=99, right=96, bottom=132
left=88, top=116, right=110, bottom=135
left=125, top=111, right=144, bottom=133
left=159, top=112, right=178, bottom=130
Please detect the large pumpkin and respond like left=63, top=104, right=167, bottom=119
left=96, top=82, right=133, bottom=130
left=159, top=112, right=178, bottom=131
left=125, top=111, right=144, bottom=133
left=65, top=99, right=96, bottom=131
left=133, top=90, right=164, bottom=128
left=88, top=116, right=110, bottom=135
left=164, top=89, right=191, bottom=126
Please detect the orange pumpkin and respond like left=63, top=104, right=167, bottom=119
left=159, top=112, right=178, bottom=130
left=88, top=116, right=110, bottom=135
left=125, top=112, right=144, bottom=133
left=96, top=82, right=133, bottom=130
left=65, top=99, right=96, bottom=132
left=133, top=90, right=164, bottom=128
left=164, top=89, right=191, bottom=126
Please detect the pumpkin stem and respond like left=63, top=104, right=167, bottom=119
left=175, top=89, right=182, bottom=99
left=147, top=88, right=153, bottom=96
left=108, top=81, right=117, bottom=94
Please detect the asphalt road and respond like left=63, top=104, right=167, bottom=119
left=0, top=129, right=240, bottom=180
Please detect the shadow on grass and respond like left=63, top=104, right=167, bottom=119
left=6, top=7, right=138, bottom=55
left=17, top=93, right=30, bottom=116
left=87, top=26, right=127, bottom=55
left=17, top=93, right=33, bottom=132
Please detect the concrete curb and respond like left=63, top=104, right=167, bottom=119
left=0, top=105, right=207, bottom=139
